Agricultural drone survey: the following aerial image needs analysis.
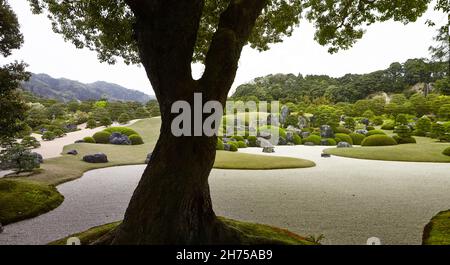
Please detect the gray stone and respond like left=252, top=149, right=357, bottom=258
left=298, top=116, right=308, bottom=129
left=258, top=131, right=272, bottom=139
left=280, top=105, right=290, bottom=125
left=286, top=131, right=294, bottom=143
left=83, top=153, right=108, bottom=163
left=355, top=129, right=368, bottom=135
left=222, top=137, right=237, bottom=143
left=145, top=153, right=153, bottom=164
left=278, top=137, right=287, bottom=145
left=304, top=142, right=315, bottom=146
left=75, top=140, right=85, bottom=143
left=31, top=152, right=43, bottom=164
left=301, top=132, right=310, bottom=138
left=320, top=125, right=334, bottom=138
left=109, top=133, right=131, bottom=145
left=337, top=142, right=352, bottom=148
left=257, top=137, right=274, bottom=148
left=262, top=147, right=275, bottom=153
left=321, top=153, right=331, bottom=158
left=0, top=223, right=3, bottom=234
left=67, top=150, right=78, bottom=155
left=266, top=114, right=280, bottom=126
left=223, top=144, right=231, bottom=151
left=361, top=118, right=370, bottom=126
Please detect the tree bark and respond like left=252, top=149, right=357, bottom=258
left=104, top=0, right=266, bottom=245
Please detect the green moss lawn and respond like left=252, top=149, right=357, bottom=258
left=50, top=217, right=316, bottom=245
left=324, top=136, right=450, bottom=163
left=422, top=210, right=450, bottom=245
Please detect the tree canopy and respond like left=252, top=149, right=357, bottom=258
left=28, top=0, right=434, bottom=65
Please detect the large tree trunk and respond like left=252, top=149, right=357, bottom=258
left=100, top=0, right=266, bottom=245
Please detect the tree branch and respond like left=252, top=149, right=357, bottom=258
left=200, top=0, right=268, bottom=102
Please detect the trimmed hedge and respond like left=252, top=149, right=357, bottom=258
left=361, top=135, right=398, bottom=146
left=334, top=133, right=353, bottom=145
left=366, top=126, right=375, bottom=131
left=366, top=130, right=386, bottom=137
left=334, top=126, right=352, bottom=134
left=216, top=139, right=224, bottom=150
left=381, top=121, right=395, bottom=130
left=83, top=136, right=96, bottom=143
left=21, top=136, right=41, bottom=148
left=232, top=135, right=245, bottom=142
left=443, top=147, right=450, bottom=156
left=349, top=133, right=365, bottom=145
left=292, top=134, right=302, bottom=145
left=129, top=134, right=144, bottom=145
left=302, top=135, right=321, bottom=145
left=42, top=131, right=56, bottom=141
left=93, top=131, right=112, bottom=144
left=321, top=138, right=337, bottom=146
left=104, top=127, right=138, bottom=137
left=237, top=141, right=247, bottom=148
left=228, top=142, right=238, bottom=152
left=247, top=136, right=258, bottom=147
left=393, top=135, right=416, bottom=144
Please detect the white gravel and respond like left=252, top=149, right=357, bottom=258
left=1, top=146, right=449, bottom=245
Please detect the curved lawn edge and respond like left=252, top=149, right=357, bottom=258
left=0, top=179, right=64, bottom=225
left=49, top=217, right=317, bottom=245
left=422, top=210, right=450, bottom=245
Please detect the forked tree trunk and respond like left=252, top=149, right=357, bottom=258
left=99, top=0, right=266, bottom=245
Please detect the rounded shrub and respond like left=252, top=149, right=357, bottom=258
left=443, top=147, right=450, bottom=156
left=52, top=129, right=65, bottom=138
left=42, top=131, right=56, bottom=141
left=83, top=136, right=96, bottom=143
left=228, top=142, right=238, bottom=152
left=361, top=135, right=398, bottom=146
left=21, top=136, right=41, bottom=148
left=86, top=119, right=97, bottom=129
left=321, top=138, right=337, bottom=146
left=349, top=133, right=365, bottom=145
left=232, top=135, right=245, bottom=142
left=93, top=131, right=112, bottom=144
left=381, top=121, right=395, bottom=130
left=366, top=130, right=386, bottom=137
left=394, top=125, right=412, bottom=138
left=216, top=139, right=224, bottom=150
left=334, top=133, right=353, bottom=145
left=118, top=113, right=131, bottom=124
left=372, top=116, right=384, bottom=126
left=237, top=141, right=247, bottom=148
left=302, top=135, right=321, bottom=145
left=129, top=134, right=144, bottom=145
left=247, top=136, right=258, bottom=147
left=393, top=135, right=416, bottom=144
left=366, top=126, right=375, bottom=131
left=104, top=127, right=138, bottom=136
left=334, top=126, right=352, bottom=134
left=292, top=134, right=302, bottom=145
left=258, top=125, right=287, bottom=139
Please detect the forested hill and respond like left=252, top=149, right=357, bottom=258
left=232, top=59, right=449, bottom=103
left=21, top=73, right=154, bottom=103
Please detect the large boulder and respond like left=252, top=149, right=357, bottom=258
left=286, top=126, right=302, bottom=136
left=337, top=142, right=352, bottom=148
left=31, top=152, right=43, bottom=164
left=266, top=114, right=280, bottom=126
left=67, top=150, right=78, bottom=155
left=109, top=132, right=131, bottom=145
left=145, top=153, right=153, bottom=164
left=258, top=131, right=272, bottom=139
left=286, top=131, right=295, bottom=143
left=257, top=137, right=274, bottom=148
left=83, top=153, right=108, bottom=163
left=298, top=116, right=308, bottom=129
left=222, top=137, right=237, bottom=143
left=280, top=105, right=290, bottom=125
left=320, top=125, right=334, bottom=138
left=301, top=132, right=310, bottom=139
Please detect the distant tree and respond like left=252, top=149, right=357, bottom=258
left=439, top=104, right=450, bottom=120
left=414, top=116, right=432, bottom=135
left=396, top=114, right=408, bottom=125
left=146, top=99, right=161, bottom=117
left=409, top=93, right=431, bottom=116
left=118, top=113, right=131, bottom=124
left=86, top=119, right=97, bottom=129
left=46, top=103, right=66, bottom=119
left=344, top=117, right=356, bottom=131
left=67, top=100, right=80, bottom=113
left=434, top=77, right=450, bottom=95
left=0, top=140, right=40, bottom=173
left=99, top=116, right=112, bottom=127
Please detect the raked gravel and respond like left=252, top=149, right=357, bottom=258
left=1, top=146, right=449, bottom=245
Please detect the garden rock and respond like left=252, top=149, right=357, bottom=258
left=262, top=147, right=275, bottom=153
left=278, top=137, right=287, bottom=145
left=145, top=153, right=153, bottom=164
left=223, top=144, right=231, bottom=151
left=83, top=153, right=108, bottom=163
left=31, top=152, right=44, bottom=164
left=301, top=132, right=310, bottom=138
left=280, top=106, right=290, bottom=125
left=266, top=114, right=279, bottom=126
left=320, top=125, right=334, bottom=138
left=286, top=131, right=294, bottom=143
left=355, top=129, right=368, bottom=135
left=257, top=137, right=274, bottom=148
left=337, top=142, right=352, bottom=148
left=298, top=116, right=308, bottom=129
left=361, top=118, right=370, bottom=126
left=258, top=131, right=272, bottom=139
left=67, top=150, right=78, bottom=155
left=321, top=153, right=331, bottom=158
left=109, top=132, right=131, bottom=145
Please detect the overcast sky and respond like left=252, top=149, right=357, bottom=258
left=3, top=0, right=447, bottom=96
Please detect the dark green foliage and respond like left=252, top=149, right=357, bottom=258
left=118, top=113, right=130, bottom=124
left=321, top=138, right=336, bottom=146
left=361, top=135, right=398, bottom=146
left=99, top=116, right=112, bottom=127
left=104, top=127, right=138, bottom=137
left=381, top=120, right=395, bottom=130
left=52, top=129, right=65, bottom=138
left=129, top=134, right=144, bottom=145
left=284, top=114, right=298, bottom=128
left=42, top=131, right=56, bottom=141
left=228, top=142, right=238, bottom=152
left=334, top=126, right=352, bottom=134
left=344, top=117, right=355, bottom=131
left=443, top=147, right=450, bottom=156
left=393, top=135, right=417, bottom=144
left=372, top=116, right=384, bottom=126
left=237, top=141, right=247, bottom=148
left=0, top=141, right=40, bottom=173
left=366, top=130, right=386, bottom=137
left=83, top=136, right=96, bottom=143
left=232, top=136, right=245, bottom=142
left=292, top=134, right=302, bottom=145
left=216, top=139, right=224, bottom=150
left=93, top=131, right=112, bottom=144
left=394, top=125, right=412, bottom=138
left=396, top=114, right=408, bottom=125
left=334, top=133, right=353, bottom=145
left=302, top=135, right=321, bottom=145
left=21, top=136, right=40, bottom=148
left=366, top=126, right=375, bottom=131
left=86, top=119, right=97, bottom=129
left=247, top=136, right=258, bottom=147
left=438, top=104, right=450, bottom=120
left=349, top=133, right=365, bottom=145
left=415, top=116, right=432, bottom=135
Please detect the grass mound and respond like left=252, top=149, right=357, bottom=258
left=50, top=217, right=317, bottom=245
left=214, top=151, right=315, bottom=169
left=422, top=210, right=450, bottom=245
left=0, top=180, right=64, bottom=225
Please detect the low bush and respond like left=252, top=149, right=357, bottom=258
left=86, top=119, right=97, bottom=129
left=104, top=127, right=139, bottom=137
left=321, top=138, right=336, bottom=146
left=21, top=136, right=41, bottom=148
left=118, top=113, right=131, bottom=124
left=247, top=136, right=258, bottom=147
left=93, top=131, right=112, bottom=144
left=334, top=126, right=352, bottom=134
left=258, top=125, right=287, bottom=139
left=412, top=130, right=427, bottom=136
left=366, top=130, right=386, bottom=137
left=52, top=129, right=65, bottom=138
left=443, top=147, right=450, bottom=156
left=381, top=121, right=395, bottom=130
left=228, top=142, right=238, bottom=152
left=372, top=116, right=384, bottom=126
left=216, top=139, right=224, bottom=150
left=302, top=135, right=321, bottom=145
left=129, top=134, right=144, bottom=145
left=366, top=126, right=375, bottom=131
left=292, top=134, right=302, bottom=145
left=361, top=135, right=398, bottom=146
left=349, top=133, right=365, bottom=145
left=42, top=131, right=56, bottom=141
left=334, top=133, right=353, bottom=145
left=394, top=125, right=412, bottom=138
left=232, top=135, right=245, bottom=142
left=237, top=141, right=247, bottom=148
left=393, top=135, right=416, bottom=144
left=83, top=136, right=96, bottom=143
